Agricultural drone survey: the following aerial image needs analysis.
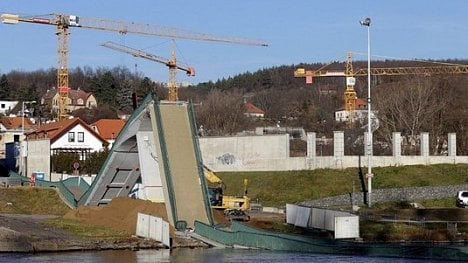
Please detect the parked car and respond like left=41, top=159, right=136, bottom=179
left=456, top=191, right=468, bottom=208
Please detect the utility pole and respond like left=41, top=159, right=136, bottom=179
left=360, top=17, right=372, bottom=207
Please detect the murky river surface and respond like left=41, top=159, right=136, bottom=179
left=0, top=248, right=447, bottom=262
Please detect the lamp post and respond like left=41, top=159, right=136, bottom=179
left=360, top=17, right=372, bottom=207
left=20, top=100, right=36, bottom=176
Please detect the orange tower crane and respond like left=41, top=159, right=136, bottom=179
left=1, top=13, right=268, bottom=120
left=294, top=52, right=468, bottom=124
left=101, top=41, right=194, bottom=101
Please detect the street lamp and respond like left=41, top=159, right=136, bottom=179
left=20, top=100, right=36, bottom=176
left=360, top=17, right=373, bottom=207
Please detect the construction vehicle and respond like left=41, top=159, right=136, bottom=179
left=204, top=165, right=250, bottom=221
left=101, top=41, right=194, bottom=101
left=294, top=52, right=468, bottom=125
left=1, top=13, right=268, bottom=120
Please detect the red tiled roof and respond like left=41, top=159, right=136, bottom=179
left=244, top=102, right=265, bottom=114
left=0, top=116, right=35, bottom=130
left=356, top=98, right=366, bottom=107
left=91, top=119, right=126, bottom=140
left=26, top=117, right=108, bottom=146
left=68, top=89, right=92, bottom=105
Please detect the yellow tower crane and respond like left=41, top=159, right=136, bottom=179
left=1, top=13, right=268, bottom=120
left=294, top=52, right=468, bottom=125
left=101, top=41, right=194, bottom=101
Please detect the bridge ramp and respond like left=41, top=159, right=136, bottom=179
left=152, top=101, right=213, bottom=228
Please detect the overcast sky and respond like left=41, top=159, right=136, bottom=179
left=1, top=1, right=467, bottom=84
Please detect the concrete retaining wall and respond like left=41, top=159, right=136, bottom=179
left=199, top=132, right=468, bottom=172
left=26, top=139, right=51, bottom=179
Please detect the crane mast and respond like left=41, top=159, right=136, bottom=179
left=1, top=13, right=268, bottom=119
left=56, top=16, right=71, bottom=120
left=101, top=41, right=195, bottom=101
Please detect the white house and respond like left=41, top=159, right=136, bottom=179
left=26, top=117, right=108, bottom=159
left=24, top=118, right=109, bottom=178
left=244, top=102, right=265, bottom=118
left=41, top=88, right=98, bottom=114
left=0, top=100, right=19, bottom=115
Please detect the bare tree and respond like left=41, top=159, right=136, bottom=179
left=374, top=76, right=448, bottom=154
left=195, top=89, right=248, bottom=136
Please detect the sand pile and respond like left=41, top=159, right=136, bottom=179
left=64, top=197, right=167, bottom=233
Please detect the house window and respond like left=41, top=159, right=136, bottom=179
left=77, top=98, right=84, bottom=105
left=68, top=132, right=75, bottom=142
left=78, top=132, right=84, bottom=142
left=1, top=104, right=5, bottom=109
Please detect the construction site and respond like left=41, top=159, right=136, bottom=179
left=1, top=6, right=468, bottom=262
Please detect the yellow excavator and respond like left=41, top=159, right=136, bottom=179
left=203, top=166, right=250, bottom=221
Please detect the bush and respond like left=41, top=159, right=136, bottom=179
left=51, top=149, right=109, bottom=175
left=51, top=153, right=80, bottom=174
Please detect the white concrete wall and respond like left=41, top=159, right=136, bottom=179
left=26, top=139, right=51, bottom=180
left=448, top=133, right=456, bottom=157
left=199, top=133, right=468, bottom=172
left=136, top=131, right=164, bottom=202
left=306, top=132, right=316, bottom=157
left=199, top=134, right=290, bottom=168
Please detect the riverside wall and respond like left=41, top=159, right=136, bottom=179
left=199, top=132, right=468, bottom=172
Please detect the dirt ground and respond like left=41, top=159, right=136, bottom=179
left=64, top=197, right=169, bottom=234
left=0, top=197, right=208, bottom=252
left=0, top=211, right=172, bottom=252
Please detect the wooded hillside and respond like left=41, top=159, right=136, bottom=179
left=1, top=59, right=467, bottom=155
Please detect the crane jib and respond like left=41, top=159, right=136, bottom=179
left=32, top=18, right=51, bottom=24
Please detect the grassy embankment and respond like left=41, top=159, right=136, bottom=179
left=1, top=164, right=467, bottom=240
left=215, top=164, right=468, bottom=241
left=216, top=164, right=468, bottom=207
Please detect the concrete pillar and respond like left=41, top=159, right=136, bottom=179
left=333, top=131, right=344, bottom=157
left=306, top=132, right=316, bottom=157
left=255, top=127, right=264, bottom=135
left=448, top=133, right=457, bottom=157
left=364, top=132, right=373, bottom=156
left=392, top=132, right=401, bottom=157
left=420, top=132, right=429, bottom=157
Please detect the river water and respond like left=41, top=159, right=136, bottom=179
left=0, top=248, right=447, bottom=263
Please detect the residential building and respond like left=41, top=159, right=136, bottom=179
left=335, top=98, right=368, bottom=123
left=0, top=100, right=19, bottom=115
left=41, top=88, right=97, bottom=114
left=244, top=102, right=265, bottom=118
left=91, top=118, right=126, bottom=148
left=26, top=117, right=108, bottom=160
left=0, top=116, right=35, bottom=159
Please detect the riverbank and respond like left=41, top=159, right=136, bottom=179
left=0, top=192, right=210, bottom=253
left=0, top=213, right=208, bottom=253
